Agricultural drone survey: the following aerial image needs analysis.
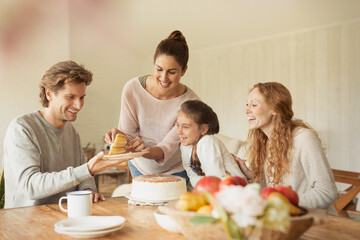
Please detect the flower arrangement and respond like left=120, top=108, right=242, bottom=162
left=195, top=184, right=291, bottom=239
left=174, top=176, right=304, bottom=240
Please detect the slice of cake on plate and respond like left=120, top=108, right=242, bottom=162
left=108, top=135, right=127, bottom=155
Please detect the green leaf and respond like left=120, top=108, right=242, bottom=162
left=190, top=216, right=217, bottom=224
left=204, top=193, right=228, bottom=222
left=228, top=217, right=244, bottom=240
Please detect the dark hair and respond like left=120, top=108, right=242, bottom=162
left=39, top=60, right=93, bottom=107
left=180, top=100, right=220, bottom=134
left=180, top=100, right=220, bottom=176
left=153, top=30, right=189, bottom=70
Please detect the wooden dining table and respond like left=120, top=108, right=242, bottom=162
left=0, top=196, right=359, bottom=240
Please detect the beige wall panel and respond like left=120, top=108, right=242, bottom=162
left=349, top=21, right=360, bottom=171
left=186, top=20, right=360, bottom=172
left=339, top=24, right=351, bottom=171
left=314, top=29, right=329, bottom=146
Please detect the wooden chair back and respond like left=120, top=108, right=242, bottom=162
left=331, top=169, right=360, bottom=217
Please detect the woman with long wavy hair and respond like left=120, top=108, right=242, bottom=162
left=238, top=82, right=337, bottom=209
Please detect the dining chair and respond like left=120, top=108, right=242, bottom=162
left=93, top=149, right=132, bottom=192
left=101, top=149, right=131, bottom=183
left=115, top=161, right=131, bottom=183
left=82, top=147, right=96, bottom=162
left=331, top=169, right=360, bottom=217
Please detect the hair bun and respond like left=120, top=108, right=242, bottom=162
left=154, top=30, right=189, bottom=69
left=168, top=30, right=186, bottom=42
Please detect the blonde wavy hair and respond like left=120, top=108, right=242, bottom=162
left=247, top=82, right=312, bottom=185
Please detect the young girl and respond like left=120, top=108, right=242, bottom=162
left=177, top=100, right=246, bottom=187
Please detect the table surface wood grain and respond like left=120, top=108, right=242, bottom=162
left=0, top=197, right=359, bottom=240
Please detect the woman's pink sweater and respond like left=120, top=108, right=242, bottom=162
left=118, top=76, right=199, bottom=175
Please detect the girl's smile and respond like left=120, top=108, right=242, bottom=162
left=176, top=111, right=208, bottom=146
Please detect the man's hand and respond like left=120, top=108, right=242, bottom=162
left=92, top=191, right=105, bottom=203
left=85, top=189, right=105, bottom=203
left=87, top=151, right=131, bottom=175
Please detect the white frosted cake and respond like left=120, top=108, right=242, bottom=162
left=130, top=174, right=186, bottom=201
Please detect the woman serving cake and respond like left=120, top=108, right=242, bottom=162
left=104, top=30, right=199, bottom=184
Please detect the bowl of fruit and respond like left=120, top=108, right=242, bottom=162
left=159, top=176, right=327, bottom=240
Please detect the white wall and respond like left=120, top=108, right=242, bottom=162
left=67, top=1, right=148, bottom=151
left=0, top=0, right=70, bottom=162
left=185, top=20, right=360, bottom=172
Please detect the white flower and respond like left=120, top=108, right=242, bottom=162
left=232, top=213, right=257, bottom=227
left=215, top=185, right=266, bottom=218
left=244, top=183, right=261, bottom=194
left=211, top=209, right=220, bottom=219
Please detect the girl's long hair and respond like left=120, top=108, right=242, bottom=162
left=247, top=82, right=312, bottom=185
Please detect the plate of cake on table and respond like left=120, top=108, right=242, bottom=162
left=125, top=174, right=187, bottom=205
left=102, top=135, right=148, bottom=160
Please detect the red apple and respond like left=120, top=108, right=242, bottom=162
left=194, top=176, right=221, bottom=194
left=218, top=176, right=247, bottom=191
left=218, top=178, right=237, bottom=191
left=274, top=185, right=299, bottom=206
left=232, top=176, right=247, bottom=187
left=260, top=187, right=278, bottom=199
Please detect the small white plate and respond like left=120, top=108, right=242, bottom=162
left=102, top=151, right=148, bottom=160
left=54, top=216, right=125, bottom=232
left=124, top=192, right=178, bottom=204
left=55, top=224, right=125, bottom=238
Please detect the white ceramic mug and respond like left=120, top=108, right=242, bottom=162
left=58, top=190, right=93, bottom=218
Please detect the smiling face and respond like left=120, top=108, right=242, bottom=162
left=246, top=87, right=276, bottom=137
left=45, top=82, right=86, bottom=128
left=176, top=111, right=208, bottom=146
left=153, top=54, right=187, bottom=98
